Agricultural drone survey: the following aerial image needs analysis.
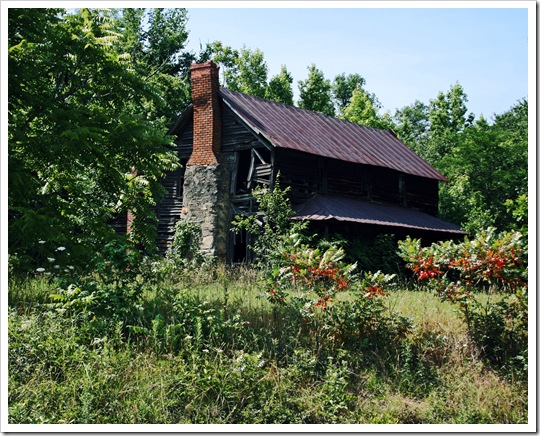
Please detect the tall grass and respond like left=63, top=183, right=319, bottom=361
left=8, top=268, right=528, bottom=424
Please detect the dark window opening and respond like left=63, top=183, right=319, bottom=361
left=236, top=149, right=252, bottom=194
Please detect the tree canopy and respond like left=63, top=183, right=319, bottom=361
left=392, top=86, right=527, bottom=234
left=8, top=8, right=181, bottom=271
left=298, top=64, right=335, bottom=117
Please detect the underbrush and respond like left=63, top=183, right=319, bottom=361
left=8, top=203, right=528, bottom=424
left=8, top=264, right=528, bottom=425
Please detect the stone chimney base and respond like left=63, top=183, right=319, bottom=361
left=181, top=164, right=230, bottom=259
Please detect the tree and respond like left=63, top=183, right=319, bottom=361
left=225, top=47, right=269, bottom=98
left=342, top=87, right=392, bottom=129
left=431, top=100, right=526, bottom=234
left=8, top=8, right=179, bottom=273
left=298, top=64, right=335, bottom=116
left=439, top=102, right=528, bottom=234
left=427, top=82, right=475, bottom=167
left=197, top=40, right=239, bottom=87
left=332, top=73, right=366, bottom=115
left=143, top=8, right=190, bottom=76
left=116, top=8, right=192, bottom=123
left=266, top=65, right=294, bottom=105
left=392, top=100, right=430, bottom=157
left=199, top=43, right=295, bottom=105
left=392, top=84, right=526, bottom=234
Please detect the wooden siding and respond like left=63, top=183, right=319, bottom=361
left=404, top=174, right=439, bottom=215
left=222, top=105, right=264, bottom=152
left=155, top=160, right=186, bottom=252
left=273, top=149, right=319, bottom=204
left=156, top=104, right=270, bottom=254
left=273, top=149, right=438, bottom=216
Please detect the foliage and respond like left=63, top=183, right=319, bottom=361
left=342, top=234, right=404, bottom=274
left=225, top=47, right=269, bottom=98
left=49, top=238, right=145, bottom=323
left=398, top=228, right=527, bottom=293
left=342, top=87, right=392, bottom=129
left=262, top=232, right=411, bottom=362
left=117, top=8, right=192, bottom=123
left=264, top=232, right=358, bottom=307
left=298, top=64, right=335, bottom=116
left=265, top=65, right=295, bottom=105
left=392, top=100, right=430, bottom=155
left=332, top=72, right=366, bottom=115
left=9, top=266, right=528, bottom=424
left=200, top=43, right=294, bottom=106
left=393, top=85, right=527, bottom=234
left=8, top=8, right=180, bottom=274
left=397, top=229, right=528, bottom=377
left=504, top=193, right=528, bottom=235
left=232, top=180, right=308, bottom=266
left=168, top=220, right=204, bottom=265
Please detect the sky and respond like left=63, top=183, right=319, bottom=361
left=182, top=3, right=531, bottom=120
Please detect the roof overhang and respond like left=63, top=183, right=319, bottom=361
left=293, top=195, right=466, bottom=236
left=168, top=104, right=193, bottom=136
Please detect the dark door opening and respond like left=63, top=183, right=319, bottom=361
left=232, top=227, right=248, bottom=264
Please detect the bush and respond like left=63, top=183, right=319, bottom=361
left=397, top=228, right=528, bottom=378
left=232, top=179, right=308, bottom=267
left=263, top=232, right=412, bottom=363
left=344, top=234, right=404, bottom=274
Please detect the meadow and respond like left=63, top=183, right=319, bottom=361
left=8, top=260, right=528, bottom=425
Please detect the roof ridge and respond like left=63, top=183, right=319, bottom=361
left=219, top=87, right=390, bottom=134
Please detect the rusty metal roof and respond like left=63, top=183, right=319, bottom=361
left=219, top=88, right=448, bottom=181
left=293, top=195, right=466, bottom=235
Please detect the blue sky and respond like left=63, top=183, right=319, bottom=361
left=183, top=5, right=530, bottom=120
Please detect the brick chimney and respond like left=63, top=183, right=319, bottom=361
left=189, top=61, right=221, bottom=166
left=180, top=60, right=230, bottom=260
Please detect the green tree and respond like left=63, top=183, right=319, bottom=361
left=265, top=65, right=294, bottom=105
left=116, top=8, right=192, bottom=124
left=342, top=87, right=392, bottom=129
left=427, top=82, right=475, bottom=166
left=220, top=47, right=269, bottom=98
left=143, top=8, right=190, bottom=76
left=298, top=64, right=335, bottom=116
left=439, top=102, right=528, bottom=234
left=332, top=73, right=366, bottom=115
left=197, top=40, right=239, bottom=87
left=8, top=8, right=179, bottom=273
left=392, top=100, right=430, bottom=157
left=392, top=85, right=526, bottom=234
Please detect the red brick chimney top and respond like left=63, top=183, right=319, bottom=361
left=188, top=61, right=221, bottom=166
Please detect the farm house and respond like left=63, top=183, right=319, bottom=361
left=154, top=61, right=465, bottom=263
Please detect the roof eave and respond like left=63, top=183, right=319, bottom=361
left=167, top=104, right=193, bottom=136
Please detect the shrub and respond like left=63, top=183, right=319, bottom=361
left=232, top=179, right=308, bottom=267
left=168, top=220, right=205, bottom=266
left=344, top=234, right=404, bottom=274
left=264, top=232, right=412, bottom=362
left=49, top=239, right=145, bottom=324
left=397, top=228, right=528, bottom=378
left=398, top=227, right=527, bottom=293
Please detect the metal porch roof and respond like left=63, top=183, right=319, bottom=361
left=293, top=195, right=466, bottom=235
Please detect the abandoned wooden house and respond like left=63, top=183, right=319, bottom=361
left=154, top=60, right=465, bottom=263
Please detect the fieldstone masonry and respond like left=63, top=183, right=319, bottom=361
left=181, top=164, right=230, bottom=259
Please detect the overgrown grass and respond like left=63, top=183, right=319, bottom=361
left=8, top=267, right=528, bottom=424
